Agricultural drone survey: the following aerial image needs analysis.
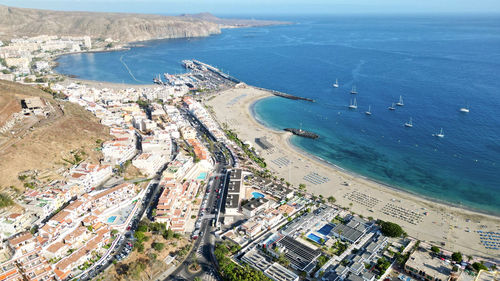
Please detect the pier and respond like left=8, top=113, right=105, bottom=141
left=284, top=128, right=319, bottom=139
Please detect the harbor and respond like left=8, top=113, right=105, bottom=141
left=153, top=59, right=315, bottom=102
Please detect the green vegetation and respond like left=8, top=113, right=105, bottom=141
left=152, top=242, right=165, bottom=252
left=115, top=159, right=132, bottom=175
left=277, top=253, right=290, bottom=267
left=62, top=150, right=85, bottom=165
left=177, top=244, right=191, bottom=258
left=0, top=193, right=14, bottom=208
left=380, top=221, right=404, bottom=237
left=376, top=257, right=391, bottom=275
left=215, top=242, right=272, bottom=281
left=225, top=129, right=267, bottom=168
left=472, top=262, right=488, bottom=271
left=431, top=246, right=440, bottom=254
left=129, top=262, right=146, bottom=279
left=39, top=85, right=66, bottom=99
left=316, top=255, right=329, bottom=270
left=451, top=252, right=462, bottom=263
left=327, top=196, right=336, bottom=203
left=136, top=99, right=150, bottom=111
left=331, top=240, right=348, bottom=256
left=30, top=225, right=39, bottom=235
left=134, top=240, right=145, bottom=253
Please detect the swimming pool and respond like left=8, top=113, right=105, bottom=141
left=252, top=192, right=265, bottom=199
left=318, top=224, right=334, bottom=236
left=197, top=172, right=207, bottom=180
left=307, top=233, right=324, bottom=244
left=107, top=216, right=117, bottom=223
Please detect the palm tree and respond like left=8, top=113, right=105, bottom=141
left=328, top=196, right=336, bottom=203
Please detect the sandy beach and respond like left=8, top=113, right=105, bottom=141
left=205, top=86, right=500, bottom=260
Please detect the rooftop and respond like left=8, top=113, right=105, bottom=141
left=276, top=236, right=321, bottom=271
left=405, top=248, right=452, bottom=281
left=228, top=180, right=242, bottom=194
left=242, top=197, right=269, bottom=212
left=229, top=169, right=243, bottom=181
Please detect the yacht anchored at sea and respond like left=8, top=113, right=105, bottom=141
left=433, top=128, right=445, bottom=138
left=349, top=98, right=358, bottom=109
left=396, top=95, right=404, bottom=106
left=333, top=78, right=339, bottom=88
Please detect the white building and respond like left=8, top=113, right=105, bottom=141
left=67, top=163, right=113, bottom=192
left=132, top=153, right=167, bottom=177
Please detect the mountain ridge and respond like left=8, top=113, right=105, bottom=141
left=0, top=5, right=284, bottom=43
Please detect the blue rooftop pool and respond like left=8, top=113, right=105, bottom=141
left=107, top=216, right=117, bottom=223
left=197, top=172, right=207, bottom=180
left=252, top=192, right=265, bottom=199
left=307, top=233, right=324, bottom=244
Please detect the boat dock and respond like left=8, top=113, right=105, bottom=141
left=155, top=59, right=315, bottom=102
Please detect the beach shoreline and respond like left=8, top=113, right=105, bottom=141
left=205, top=85, right=500, bottom=259
left=248, top=90, right=497, bottom=217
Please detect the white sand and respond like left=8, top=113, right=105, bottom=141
left=205, top=86, right=500, bottom=259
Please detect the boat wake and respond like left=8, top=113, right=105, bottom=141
left=119, top=54, right=145, bottom=83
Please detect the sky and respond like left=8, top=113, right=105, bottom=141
left=1, top=0, right=500, bottom=15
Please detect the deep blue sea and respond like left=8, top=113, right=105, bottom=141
left=56, top=15, right=500, bottom=215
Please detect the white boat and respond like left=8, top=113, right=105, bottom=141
left=459, top=106, right=469, bottom=113
left=365, top=105, right=372, bottom=115
left=404, top=117, right=413, bottom=127
left=388, top=103, right=396, bottom=110
left=348, top=98, right=358, bottom=109
left=350, top=85, right=358, bottom=94
left=333, top=78, right=339, bottom=88
left=396, top=95, right=404, bottom=106
left=433, top=128, right=445, bottom=138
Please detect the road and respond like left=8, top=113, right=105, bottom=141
left=79, top=149, right=174, bottom=280
left=162, top=106, right=234, bottom=281
left=83, top=104, right=233, bottom=281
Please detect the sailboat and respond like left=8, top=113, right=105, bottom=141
left=365, top=105, right=372, bottom=115
left=459, top=105, right=469, bottom=113
left=350, top=85, right=358, bottom=94
left=404, top=117, right=413, bottom=128
left=396, top=95, right=404, bottom=106
left=333, top=79, right=339, bottom=88
left=348, top=98, right=358, bottom=109
left=433, top=128, right=445, bottom=138
left=388, top=103, right=396, bottom=110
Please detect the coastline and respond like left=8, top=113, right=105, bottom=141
left=205, top=85, right=500, bottom=259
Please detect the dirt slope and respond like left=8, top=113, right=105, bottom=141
left=0, top=80, right=110, bottom=191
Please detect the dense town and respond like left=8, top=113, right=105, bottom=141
left=0, top=34, right=498, bottom=281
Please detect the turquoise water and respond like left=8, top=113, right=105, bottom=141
left=307, top=233, right=324, bottom=244
left=107, top=216, right=117, bottom=223
left=252, top=192, right=265, bottom=199
left=197, top=172, right=207, bottom=180
left=56, top=15, right=500, bottom=215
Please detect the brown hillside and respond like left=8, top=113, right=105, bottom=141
left=0, top=5, right=221, bottom=43
left=0, top=80, right=110, bottom=191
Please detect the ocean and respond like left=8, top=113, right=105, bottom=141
left=55, top=15, right=500, bottom=215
